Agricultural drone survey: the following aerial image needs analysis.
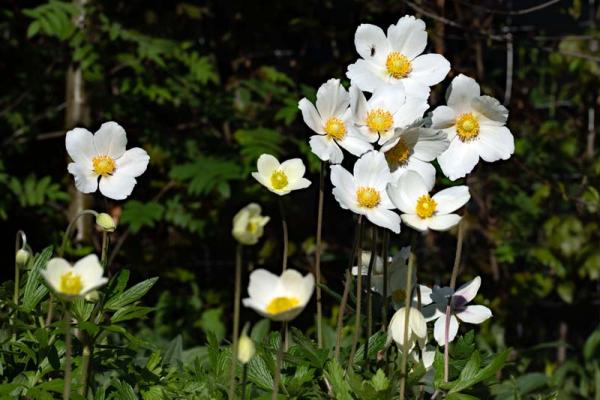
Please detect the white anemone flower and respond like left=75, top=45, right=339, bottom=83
left=232, top=203, right=270, bottom=246
left=251, top=154, right=311, bottom=195
left=388, top=171, right=470, bottom=232
left=41, top=254, right=108, bottom=299
left=420, top=277, right=493, bottom=346
left=433, top=74, right=515, bottom=180
left=381, top=127, right=450, bottom=190
left=298, top=79, right=373, bottom=163
left=242, top=269, right=315, bottom=322
left=387, top=306, right=428, bottom=353
left=66, top=122, right=150, bottom=200
left=350, top=85, right=428, bottom=145
left=347, top=15, right=450, bottom=98
left=330, top=150, right=401, bottom=233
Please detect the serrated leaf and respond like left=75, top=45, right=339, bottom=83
left=324, top=359, right=352, bottom=400
left=22, top=247, right=52, bottom=312
left=371, top=369, right=389, bottom=392
left=120, top=201, right=164, bottom=234
left=104, top=277, right=158, bottom=310
left=247, top=354, right=274, bottom=391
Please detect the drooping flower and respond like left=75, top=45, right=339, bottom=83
left=330, top=150, right=401, bottom=233
left=298, top=79, right=373, bottom=163
left=66, top=122, right=150, bottom=200
left=433, top=74, right=515, bottom=180
left=242, top=269, right=315, bottom=322
left=387, top=171, right=469, bottom=232
left=251, top=154, right=311, bottom=196
left=347, top=15, right=450, bottom=98
left=232, top=203, right=270, bottom=246
left=350, top=85, right=427, bottom=145
left=420, top=277, right=492, bottom=346
left=41, top=254, right=108, bottom=299
left=380, top=127, right=450, bottom=190
left=387, top=306, right=428, bottom=353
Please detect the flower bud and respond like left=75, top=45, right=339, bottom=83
left=96, top=213, right=116, bottom=232
left=237, top=331, right=255, bottom=364
left=15, top=249, right=30, bottom=265
left=84, top=290, right=100, bottom=303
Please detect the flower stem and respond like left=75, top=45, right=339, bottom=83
left=240, top=363, right=248, bottom=400
left=272, top=321, right=287, bottom=400
left=79, top=337, right=92, bottom=398
left=278, top=198, right=288, bottom=271
left=444, top=221, right=465, bottom=383
left=63, top=305, right=73, bottom=400
left=334, top=216, right=363, bottom=361
left=12, top=231, right=27, bottom=341
left=347, top=222, right=367, bottom=371
left=399, top=253, right=415, bottom=400
left=364, top=227, right=378, bottom=365
left=315, top=161, right=326, bottom=348
left=100, top=231, right=109, bottom=268
left=381, top=230, right=390, bottom=331
left=228, top=244, right=243, bottom=399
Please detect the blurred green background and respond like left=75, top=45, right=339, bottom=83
left=1, top=0, right=599, bottom=393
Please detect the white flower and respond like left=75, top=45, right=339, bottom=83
left=387, top=171, right=469, bottom=232
left=41, top=254, right=108, bottom=299
left=232, top=203, right=270, bottom=245
left=330, top=150, right=401, bottom=233
left=381, top=127, right=450, bottom=190
left=298, top=79, right=373, bottom=163
left=420, top=277, right=493, bottom=346
left=387, top=306, right=428, bottom=353
left=66, top=122, right=150, bottom=200
left=251, top=154, right=311, bottom=195
left=350, top=85, right=428, bottom=145
left=242, top=269, right=315, bottom=322
left=433, top=74, right=515, bottom=180
left=347, top=15, right=450, bottom=98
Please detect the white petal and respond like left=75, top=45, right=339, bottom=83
left=456, top=305, right=492, bottom=324
left=427, top=214, right=462, bottom=231
left=337, top=129, right=373, bottom=157
left=433, top=314, right=459, bottom=346
left=353, top=150, right=391, bottom=190
left=418, top=284, right=433, bottom=306
left=247, top=269, right=280, bottom=306
left=93, top=121, right=127, bottom=159
left=355, top=125, right=379, bottom=143
left=401, top=214, right=430, bottom=232
left=287, top=177, right=312, bottom=191
left=73, top=254, right=106, bottom=293
left=402, top=79, right=431, bottom=99
left=256, top=154, right=280, bottom=177
left=476, top=126, right=515, bottom=162
left=409, top=54, right=450, bottom=87
left=280, top=158, right=306, bottom=182
left=454, top=276, right=481, bottom=303
left=401, top=158, right=436, bottom=191
left=67, top=162, right=98, bottom=194
left=447, top=74, right=480, bottom=113
left=391, top=170, right=429, bottom=212
left=355, top=24, right=390, bottom=61
left=116, top=148, right=149, bottom=178
left=98, top=173, right=137, bottom=200
left=309, top=135, right=343, bottom=163
left=392, top=95, right=428, bottom=128
left=330, top=165, right=356, bottom=209
left=346, top=60, right=386, bottom=93
left=316, top=78, right=349, bottom=118
left=42, top=258, right=72, bottom=292
left=432, top=186, right=470, bottom=214
left=298, top=98, right=325, bottom=134
left=412, top=128, right=450, bottom=161
left=65, top=128, right=96, bottom=164
left=431, top=106, right=457, bottom=129
left=367, top=208, right=401, bottom=233
left=369, top=84, right=406, bottom=116
left=437, top=139, right=480, bottom=181
left=387, top=15, right=427, bottom=59
left=349, top=85, right=369, bottom=124
left=473, top=95, right=508, bottom=124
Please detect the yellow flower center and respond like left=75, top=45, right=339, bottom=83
left=270, top=170, right=288, bottom=190
left=416, top=194, right=437, bottom=219
left=59, top=271, right=83, bottom=295
left=247, top=219, right=258, bottom=234
left=366, top=109, right=394, bottom=133
left=455, top=113, right=480, bottom=141
left=356, top=187, right=381, bottom=209
left=386, top=51, right=412, bottom=79
left=92, top=155, right=116, bottom=176
left=266, top=296, right=300, bottom=314
left=385, top=138, right=411, bottom=167
left=323, top=117, right=347, bottom=141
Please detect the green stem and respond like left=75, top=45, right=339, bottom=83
left=63, top=305, right=73, bottom=400
left=399, top=254, right=415, bottom=400
left=315, top=161, right=326, bottom=348
left=278, top=198, right=288, bottom=271
left=12, top=231, right=27, bottom=341
left=228, top=245, right=243, bottom=399
left=364, top=227, right=378, bottom=365
left=381, top=230, right=390, bottom=331
left=347, top=222, right=366, bottom=371
left=79, top=337, right=92, bottom=397
left=444, top=221, right=465, bottom=383
left=100, top=231, right=109, bottom=268
left=240, top=364, right=248, bottom=400
left=334, top=216, right=363, bottom=361
left=272, top=321, right=287, bottom=400
left=59, top=209, right=98, bottom=257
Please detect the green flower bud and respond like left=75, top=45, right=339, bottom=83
left=96, top=213, right=116, bottom=232
left=237, top=330, right=255, bottom=364
left=15, top=249, right=30, bottom=265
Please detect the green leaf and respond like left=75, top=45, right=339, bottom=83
left=111, top=306, right=154, bottom=323
left=170, top=156, right=243, bottom=197
left=21, top=246, right=53, bottom=312
left=247, top=355, right=274, bottom=391
left=352, top=331, right=387, bottom=365
left=324, top=359, right=352, bottom=400
left=104, top=277, right=158, bottom=310
left=290, top=327, right=328, bottom=368
left=370, top=369, right=390, bottom=392
left=449, top=349, right=510, bottom=394
left=459, top=350, right=481, bottom=382
left=120, top=201, right=164, bottom=234
left=584, top=328, right=600, bottom=362
left=162, top=335, right=183, bottom=366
